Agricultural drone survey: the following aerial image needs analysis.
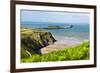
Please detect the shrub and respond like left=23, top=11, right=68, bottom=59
left=21, top=41, right=90, bottom=63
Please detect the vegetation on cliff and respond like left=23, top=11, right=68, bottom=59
left=21, top=28, right=56, bottom=59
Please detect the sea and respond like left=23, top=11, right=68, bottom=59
left=21, top=22, right=89, bottom=42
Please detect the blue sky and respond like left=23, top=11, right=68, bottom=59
left=21, top=10, right=90, bottom=24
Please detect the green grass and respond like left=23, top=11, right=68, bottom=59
left=21, top=41, right=90, bottom=63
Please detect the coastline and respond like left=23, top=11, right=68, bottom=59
left=41, top=35, right=87, bottom=54
left=21, top=27, right=89, bottom=55
left=21, top=28, right=90, bottom=62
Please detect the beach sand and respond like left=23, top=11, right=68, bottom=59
left=41, top=36, right=83, bottom=54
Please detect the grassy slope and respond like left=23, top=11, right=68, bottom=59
left=21, top=28, right=56, bottom=58
left=21, top=41, right=90, bottom=63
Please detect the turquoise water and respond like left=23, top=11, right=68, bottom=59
left=21, top=22, right=89, bottom=41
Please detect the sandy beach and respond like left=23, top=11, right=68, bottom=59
left=41, top=36, right=83, bottom=54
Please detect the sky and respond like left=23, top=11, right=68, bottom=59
left=21, top=10, right=90, bottom=24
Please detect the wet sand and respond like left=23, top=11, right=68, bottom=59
left=41, top=36, right=83, bottom=54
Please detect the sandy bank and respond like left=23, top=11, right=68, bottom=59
left=41, top=36, right=84, bottom=54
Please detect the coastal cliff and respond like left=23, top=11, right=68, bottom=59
left=21, top=28, right=56, bottom=58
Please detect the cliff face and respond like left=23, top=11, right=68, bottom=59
left=21, top=28, right=56, bottom=58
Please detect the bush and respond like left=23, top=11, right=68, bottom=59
left=21, top=41, right=90, bottom=63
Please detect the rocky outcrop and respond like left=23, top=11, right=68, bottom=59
left=21, top=28, right=56, bottom=58
left=37, top=25, right=73, bottom=29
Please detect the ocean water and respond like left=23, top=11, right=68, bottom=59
left=21, top=22, right=89, bottom=41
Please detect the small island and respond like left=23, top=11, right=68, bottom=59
left=38, top=25, right=73, bottom=30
